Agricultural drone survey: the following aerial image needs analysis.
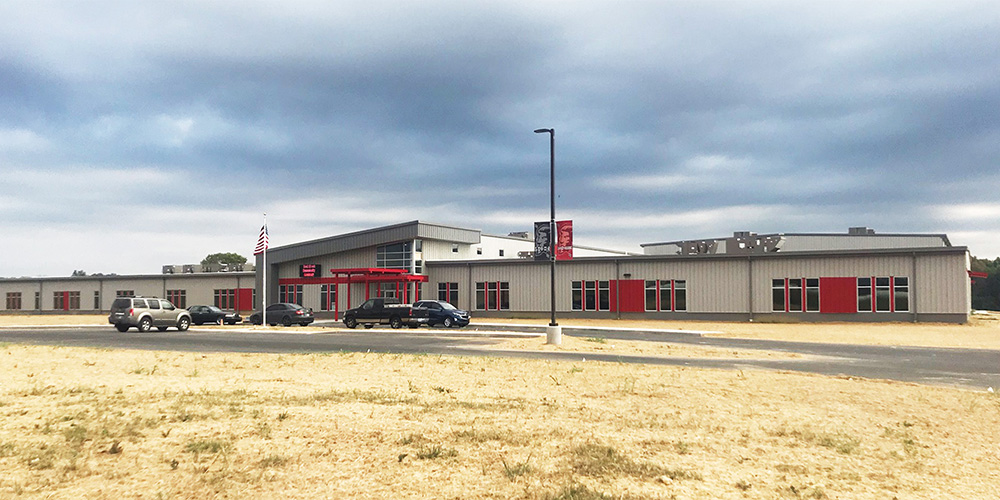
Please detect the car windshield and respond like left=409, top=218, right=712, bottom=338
left=208, top=306, right=223, bottom=313
left=111, top=298, right=131, bottom=310
left=440, top=302, right=457, bottom=310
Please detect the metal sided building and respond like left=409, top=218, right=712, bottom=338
left=0, top=272, right=255, bottom=314
left=255, top=221, right=971, bottom=323
left=0, top=221, right=972, bottom=323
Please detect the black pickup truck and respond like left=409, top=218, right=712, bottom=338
left=342, top=297, right=413, bottom=329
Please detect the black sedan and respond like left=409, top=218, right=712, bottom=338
left=248, top=303, right=315, bottom=327
left=412, top=300, right=470, bottom=328
left=187, top=305, right=242, bottom=325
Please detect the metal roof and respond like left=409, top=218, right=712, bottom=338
left=262, top=220, right=481, bottom=264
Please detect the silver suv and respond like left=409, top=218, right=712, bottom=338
left=108, top=296, right=192, bottom=333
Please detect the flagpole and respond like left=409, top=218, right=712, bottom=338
left=262, top=213, right=267, bottom=327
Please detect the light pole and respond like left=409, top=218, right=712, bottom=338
left=534, top=127, right=561, bottom=345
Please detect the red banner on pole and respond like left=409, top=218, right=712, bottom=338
left=556, top=220, right=573, bottom=261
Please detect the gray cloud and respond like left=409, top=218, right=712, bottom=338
left=2, top=1, right=1000, bottom=276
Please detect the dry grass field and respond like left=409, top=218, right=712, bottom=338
left=1, top=314, right=999, bottom=499
left=1, top=341, right=999, bottom=499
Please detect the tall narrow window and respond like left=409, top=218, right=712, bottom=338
left=805, top=278, right=820, bottom=312
left=498, top=282, right=510, bottom=310
left=658, top=280, right=672, bottom=312
left=585, top=281, right=597, bottom=310
left=645, top=280, right=658, bottom=311
left=772, top=279, right=786, bottom=312
left=571, top=281, right=583, bottom=310
left=893, top=277, right=909, bottom=312
left=875, top=277, right=891, bottom=312
left=857, top=278, right=872, bottom=312
left=94, top=291, right=101, bottom=310
left=598, top=281, right=611, bottom=311
left=788, top=278, right=803, bottom=312
left=674, top=281, right=686, bottom=311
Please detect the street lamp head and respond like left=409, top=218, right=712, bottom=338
left=534, top=128, right=553, bottom=134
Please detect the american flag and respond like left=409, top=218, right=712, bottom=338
left=253, top=224, right=268, bottom=255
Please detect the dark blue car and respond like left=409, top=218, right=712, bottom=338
left=412, top=300, right=470, bottom=328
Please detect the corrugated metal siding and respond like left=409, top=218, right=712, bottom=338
left=915, top=252, right=969, bottom=313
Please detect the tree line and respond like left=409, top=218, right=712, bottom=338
left=971, top=256, right=1000, bottom=311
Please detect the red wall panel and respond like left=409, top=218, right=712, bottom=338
left=236, top=288, right=254, bottom=312
left=618, top=279, right=645, bottom=313
left=819, top=277, right=856, bottom=313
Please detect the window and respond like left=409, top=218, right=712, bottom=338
left=806, top=278, right=819, bottom=312
left=415, top=260, right=423, bottom=274
left=875, top=277, right=891, bottom=312
left=93, top=291, right=100, bottom=310
left=858, top=276, right=908, bottom=313
left=774, top=278, right=819, bottom=312
left=214, top=289, right=236, bottom=309
left=53, top=292, right=62, bottom=310
left=857, top=278, right=872, bottom=312
left=167, top=290, right=186, bottom=308
left=377, top=242, right=412, bottom=270
left=34, top=291, right=40, bottom=310
left=278, top=285, right=303, bottom=305
left=646, top=280, right=685, bottom=312
left=452, top=244, right=459, bottom=253
left=6, top=292, right=22, bottom=310
left=476, top=247, right=482, bottom=255
left=437, top=282, right=458, bottom=306
left=116, top=290, right=134, bottom=297
left=414, top=239, right=422, bottom=252
left=476, top=282, right=486, bottom=310
left=499, top=249, right=505, bottom=257
left=321, top=284, right=337, bottom=311
left=894, top=277, right=909, bottom=312
left=788, top=279, right=803, bottom=312
left=475, top=282, right=509, bottom=310
left=772, top=279, right=785, bottom=312
left=572, top=281, right=610, bottom=311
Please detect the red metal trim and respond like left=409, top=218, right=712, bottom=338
left=969, top=271, right=988, bottom=279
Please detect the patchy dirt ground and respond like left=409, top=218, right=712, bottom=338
left=0, top=344, right=998, bottom=499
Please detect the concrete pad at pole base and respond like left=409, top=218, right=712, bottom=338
left=546, top=325, right=562, bottom=345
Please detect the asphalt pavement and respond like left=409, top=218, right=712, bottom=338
left=0, top=323, right=997, bottom=391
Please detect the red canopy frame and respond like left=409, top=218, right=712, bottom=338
left=277, top=268, right=428, bottom=320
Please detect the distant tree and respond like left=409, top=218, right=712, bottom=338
left=201, top=252, right=248, bottom=267
left=71, top=270, right=87, bottom=277
left=970, top=256, right=1000, bottom=311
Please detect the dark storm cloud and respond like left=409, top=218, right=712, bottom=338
left=2, top=1, right=1000, bottom=275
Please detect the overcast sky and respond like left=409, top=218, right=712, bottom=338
left=3, top=1, right=999, bottom=277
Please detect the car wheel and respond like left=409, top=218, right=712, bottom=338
left=177, top=317, right=190, bottom=332
left=443, top=317, right=454, bottom=328
left=251, top=316, right=261, bottom=325
left=282, top=316, right=292, bottom=327
left=344, top=317, right=358, bottom=329
left=115, top=324, right=129, bottom=332
left=138, top=317, right=152, bottom=332
left=390, top=316, right=403, bottom=329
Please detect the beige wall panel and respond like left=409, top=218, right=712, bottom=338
left=914, top=253, right=970, bottom=313
left=617, top=259, right=750, bottom=313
